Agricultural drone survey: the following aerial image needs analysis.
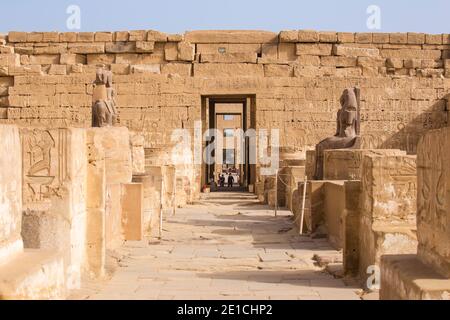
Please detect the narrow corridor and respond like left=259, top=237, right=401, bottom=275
left=76, top=192, right=359, bottom=300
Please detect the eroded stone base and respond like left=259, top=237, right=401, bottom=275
left=0, top=249, right=65, bottom=300
left=381, top=255, right=450, bottom=300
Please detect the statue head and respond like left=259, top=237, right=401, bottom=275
left=95, top=69, right=113, bottom=87
left=340, top=88, right=358, bottom=111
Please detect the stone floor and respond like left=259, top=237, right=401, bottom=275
left=72, top=192, right=360, bottom=300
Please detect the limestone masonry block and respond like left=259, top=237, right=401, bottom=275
left=8, top=32, right=27, bottom=43
left=185, top=30, right=278, bottom=44
left=407, top=32, right=425, bottom=44
left=386, top=58, right=404, bottom=69
left=445, top=59, right=450, bottom=78
left=121, top=183, right=144, bottom=241
left=114, top=31, right=129, bottom=42
left=200, top=52, right=257, bottom=63
left=161, top=63, right=192, bottom=76
left=111, top=63, right=130, bottom=75
left=60, top=53, right=86, bottom=65
left=361, top=153, right=417, bottom=224
left=390, top=33, right=408, bottom=44
left=333, top=45, right=380, bottom=58
left=105, top=42, right=136, bottom=53
left=372, top=33, right=390, bottom=44
left=165, top=42, right=178, bottom=61
left=381, top=49, right=442, bottom=60
left=321, top=56, right=357, bottom=67
left=425, top=34, right=443, bottom=44
left=193, top=63, right=264, bottom=77
left=0, top=250, right=66, bottom=300
left=94, top=32, right=113, bottom=42
left=298, top=30, right=319, bottom=43
left=87, top=54, right=115, bottom=65
left=319, top=31, right=338, bottom=43
left=0, top=125, right=23, bottom=261
left=177, top=41, right=195, bottom=61
left=42, top=32, right=59, bottom=43
left=147, top=30, right=168, bottom=42
left=129, top=30, right=147, bottom=41
left=59, top=32, right=77, bottom=42
left=264, top=64, right=293, bottom=77
left=279, top=31, right=298, bottom=42
left=296, top=43, right=332, bottom=56
left=68, top=43, right=105, bottom=54
left=136, top=41, right=155, bottom=53
left=0, top=53, right=20, bottom=67
left=77, top=32, right=95, bottom=42
left=167, top=34, right=183, bottom=42
left=417, top=127, right=450, bottom=278
left=131, top=64, right=161, bottom=74
left=337, top=32, right=355, bottom=43
left=48, top=64, right=67, bottom=75
left=27, top=32, right=43, bottom=42
left=355, top=33, right=373, bottom=43
left=297, top=55, right=320, bottom=66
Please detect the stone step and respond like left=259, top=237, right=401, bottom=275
left=0, top=249, right=66, bottom=300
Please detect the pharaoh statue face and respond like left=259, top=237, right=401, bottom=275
left=340, top=88, right=358, bottom=111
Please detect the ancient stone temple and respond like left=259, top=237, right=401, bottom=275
left=0, top=29, right=449, bottom=300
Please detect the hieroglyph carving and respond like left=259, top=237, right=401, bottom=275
left=21, top=129, right=69, bottom=205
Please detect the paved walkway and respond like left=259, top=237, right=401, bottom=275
left=76, top=192, right=360, bottom=300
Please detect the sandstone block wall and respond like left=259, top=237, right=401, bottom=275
left=359, top=153, right=418, bottom=282
left=0, top=30, right=447, bottom=160
left=380, top=126, right=450, bottom=300
left=20, top=127, right=88, bottom=289
left=416, top=127, right=450, bottom=277
left=0, top=125, right=23, bottom=261
left=323, top=149, right=406, bottom=180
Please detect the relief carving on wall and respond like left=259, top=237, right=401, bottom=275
left=21, top=129, right=68, bottom=207
left=417, top=131, right=447, bottom=229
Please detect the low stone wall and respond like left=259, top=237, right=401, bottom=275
left=380, top=127, right=450, bottom=299
left=0, top=124, right=66, bottom=299
left=358, top=153, right=418, bottom=286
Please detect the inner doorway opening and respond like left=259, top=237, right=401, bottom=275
left=201, top=95, right=256, bottom=192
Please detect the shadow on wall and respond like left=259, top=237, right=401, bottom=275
left=361, top=95, right=449, bottom=154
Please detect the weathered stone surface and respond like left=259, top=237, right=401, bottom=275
left=381, top=255, right=450, bottom=300
left=416, top=127, right=450, bottom=278
left=298, top=30, right=319, bottom=43
left=121, top=183, right=143, bottom=241
left=193, top=63, right=264, bottom=77
left=323, top=149, right=406, bottom=181
left=333, top=45, right=380, bottom=58
left=20, top=127, right=87, bottom=289
left=0, top=125, right=23, bottom=261
left=185, top=30, right=278, bottom=43
left=200, top=52, right=257, bottom=63
left=296, top=43, right=332, bottom=56
left=279, top=31, right=298, bottom=42
left=177, top=41, right=195, bottom=61
left=358, top=153, right=418, bottom=284
left=0, top=250, right=65, bottom=300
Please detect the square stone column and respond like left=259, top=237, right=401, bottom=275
left=381, top=127, right=450, bottom=300
left=0, top=125, right=23, bottom=262
left=20, top=127, right=87, bottom=290
left=86, top=127, right=132, bottom=278
left=359, top=153, right=418, bottom=282
left=417, top=127, right=450, bottom=278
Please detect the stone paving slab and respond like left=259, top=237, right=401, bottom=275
left=71, top=192, right=360, bottom=300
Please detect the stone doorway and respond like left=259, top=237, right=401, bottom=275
left=201, top=95, right=256, bottom=192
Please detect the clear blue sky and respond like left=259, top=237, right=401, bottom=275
left=1, top=0, right=449, bottom=34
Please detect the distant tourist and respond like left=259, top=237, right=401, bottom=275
left=227, top=174, right=234, bottom=188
